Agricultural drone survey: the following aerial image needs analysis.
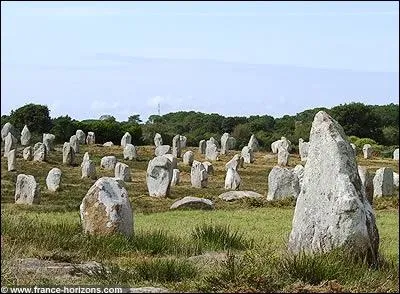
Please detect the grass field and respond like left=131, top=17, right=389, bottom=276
left=1, top=143, right=399, bottom=292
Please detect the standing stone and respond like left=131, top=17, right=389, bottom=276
left=20, top=125, right=31, bottom=146
left=163, top=154, right=178, bottom=169
left=180, top=135, right=187, bottom=148
left=205, top=141, right=219, bottom=161
left=4, top=132, right=17, bottom=157
left=393, top=148, right=399, bottom=161
left=46, top=168, right=62, bottom=192
left=69, top=135, right=80, bottom=154
left=293, top=164, right=304, bottom=189
left=183, top=150, right=194, bottom=166
left=288, top=111, right=379, bottom=265
left=363, top=144, right=372, bottom=159
left=15, top=174, right=40, bottom=205
left=220, top=133, right=230, bottom=155
left=225, top=154, right=241, bottom=171
left=199, top=140, right=206, bottom=154
left=208, top=137, right=220, bottom=148
left=241, top=146, right=254, bottom=164
left=155, top=145, right=171, bottom=156
left=393, top=172, right=399, bottom=189
left=298, top=138, right=309, bottom=162
left=271, top=137, right=291, bottom=153
left=115, top=162, right=131, bottom=182
left=33, top=142, right=47, bottom=162
left=267, top=166, right=300, bottom=200
left=76, top=129, right=86, bottom=144
left=81, top=160, right=97, bottom=179
left=172, top=135, right=181, bottom=158
left=23, top=146, right=33, bottom=161
left=100, top=156, right=117, bottom=170
left=373, top=167, right=394, bottom=197
left=350, top=143, right=357, bottom=156
left=191, top=160, right=208, bottom=188
left=43, top=133, right=55, bottom=152
left=202, top=161, right=214, bottom=175
left=1, top=122, right=16, bottom=141
left=146, top=156, right=173, bottom=197
left=7, top=149, right=16, bottom=171
left=248, top=134, right=259, bottom=152
left=121, top=132, right=132, bottom=148
left=358, top=166, right=374, bottom=204
left=124, top=144, right=137, bottom=160
left=277, top=147, right=290, bottom=166
left=62, top=142, right=75, bottom=165
left=154, top=133, right=163, bottom=147
left=86, top=132, right=96, bottom=145
left=81, top=152, right=90, bottom=167
left=80, top=177, right=133, bottom=237
left=171, top=169, right=180, bottom=186
left=103, top=142, right=114, bottom=147
left=224, top=168, right=241, bottom=190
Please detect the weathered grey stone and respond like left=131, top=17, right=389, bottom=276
left=288, top=111, right=379, bottom=265
left=202, top=161, right=214, bottom=175
left=199, top=140, right=206, bottom=154
left=191, top=160, right=208, bottom=188
left=46, top=168, right=62, bottom=192
left=241, top=146, right=254, bottom=164
left=124, top=144, right=137, bottom=160
left=1, top=122, right=16, bottom=141
left=23, top=146, right=33, bottom=161
left=208, top=137, right=220, bottom=148
left=363, top=144, right=372, bottom=159
left=115, top=162, right=131, bottom=182
left=103, top=141, right=114, bottom=147
left=86, top=132, right=95, bottom=145
left=220, top=133, right=235, bottom=155
left=155, top=145, right=171, bottom=156
left=183, top=150, right=194, bottom=166
left=100, top=156, right=117, bottom=170
left=43, top=133, right=55, bottom=152
left=76, top=130, right=86, bottom=144
left=162, top=154, right=178, bottom=169
left=172, top=135, right=181, bottom=158
left=248, top=134, right=259, bottom=152
left=62, top=142, right=75, bottom=165
left=224, top=168, right=241, bottom=190
left=33, top=142, right=47, bottom=162
left=358, top=166, right=374, bottom=205
left=80, top=177, right=133, bottom=237
left=154, top=133, right=163, bottom=147
left=299, top=138, right=309, bottom=162
left=267, top=166, right=299, bottom=200
left=4, top=132, right=17, bottom=157
left=20, top=125, right=31, bottom=146
left=69, top=135, right=80, bottom=154
left=171, top=169, right=180, bottom=186
left=7, top=149, right=16, bottom=171
left=293, top=164, right=304, bottom=189
left=170, top=196, right=214, bottom=210
left=350, top=143, right=357, bottom=156
left=277, top=146, right=290, bottom=166
left=15, top=174, right=40, bottom=205
left=180, top=135, right=187, bottom=148
left=205, top=141, right=219, bottom=161
left=121, top=132, right=131, bottom=148
left=393, top=172, right=399, bottom=189
left=393, top=148, right=399, bottom=161
left=81, top=160, right=97, bottom=179
left=225, top=154, right=241, bottom=171
left=219, top=190, right=263, bottom=201
left=146, top=156, right=173, bottom=197
left=271, top=137, right=291, bottom=153
left=373, top=167, right=394, bottom=197
left=81, top=152, right=90, bottom=167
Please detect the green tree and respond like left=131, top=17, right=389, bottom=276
left=50, top=115, right=77, bottom=143
left=9, top=103, right=52, bottom=134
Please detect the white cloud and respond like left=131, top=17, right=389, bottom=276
left=147, top=95, right=165, bottom=108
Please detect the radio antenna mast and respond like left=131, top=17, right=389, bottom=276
left=158, top=103, right=161, bottom=116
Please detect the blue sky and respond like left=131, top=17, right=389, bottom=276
left=1, top=1, right=399, bottom=121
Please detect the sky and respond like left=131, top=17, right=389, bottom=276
left=1, top=1, right=399, bottom=122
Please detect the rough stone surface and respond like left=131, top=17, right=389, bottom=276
left=205, top=141, right=219, bottom=161
left=224, top=168, right=241, bottom=190
left=115, top=162, right=131, bottom=182
left=81, top=160, right=97, bottom=179
left=33, top=142, right=47, bottom=162
left=199, top=140, right=206, bottom=154
left=146, top=156, right=173, bottom=197
left=219, top=190, right=263, bottom=201
left=124, top=144, right=137, bottom=160
left=350, top=143, right=357, bottom=156
left=293, top=164, right=304, bottom=189
left=171, top=169, right=180, bottom=186
left=154, top=133, right=163, bottom=147
left=155, top=145, right=171, bottom=156
left=373, top=167, right=394, bottom=197
left=23, top=146, right=33, bottom=161
left=393, top=148, right=399, bottom=161
left=363, top=144, right=372, bottom=159
left=81, top=152, right=90, bottom=167
left=267, top=166, right=300, bottom=200
left=21, top=125, right=31, bottom=146
left=180, top=135, right=187, bottom=148
left=393, top=172, right=399, bottom=189
left=1, top=122, right=16, bottom=141
left=62, top=142, right=75, bottom=165
left=69, top=135, right=80, bottom=154
left=170, top=196, right=214, bottom=210
left=277, top=147, right=290, bottom=166
left=191, top=160, right=208, bottom=188
left=183, top=150, right=194, bottom=166
left=208, top=137, right=220, bottom=148
left=241, top=146, right=254, bottom=164
left=288, top=111, right=379, bottom=265
left=103, top=141, right=114, bottom=147
left=221, top=133, right=236, bottom=155
left=271, top=137, right=291, bottom=153
left=225, top=154, right=241, bottom=171
left=162, top=154, right=178, bottom=169
left=80, top=177, right=133, bottom=237
left=46, top=168, right=62, bottom=192
left=298, top=138, right=309, bottom=162
left=15, top=174, right=40, bottom=205
left=76, top=129, right=86, bottom=144
left=43, top=133, right=55, bottom=152
left=172, top=134, right=181, bottom=158
left=86, top=132, right=95, bottom=145
left=7, top=149, right=16, bottom=171
left=358, top=166, right=374, bottom=205
left=202, top=161, right=214, bottom=175
left=4, top=132, right=17, bottom=157
left=248, top=134, right=259, bottom=152
left=121, top=132, right=132, bottom=148
left=100, top=156, right=117, bottom=170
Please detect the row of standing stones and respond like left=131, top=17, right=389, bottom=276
left=2, top=114, right=399, bottom=265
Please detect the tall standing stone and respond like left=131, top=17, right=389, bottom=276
left=267, top=166, right=300, bottom=200
left=171, top=169, right=180, bottom=186
left=288, top=111, right=379, bottom=265
left=241, top=146, right=254, bottom=164
left=248, top=134, right=259, bottom=152
left=393, top=148, right=399, bottom=161
left=4, top=132, right=17, bottom=157
left=199, top=140, right=206, bottom=154
left=146, top=156, right=173, bottom=197
left=208, top=137, right=220, bottom=148
left=86, top=132, right=96, bottom=145
left=205, top=141, right=219, bottom=161
left=1, top=122, right=16, bottom=141
left=62, top=142, right=75, bottom=165
left=115, top=162, right=131, bottom=182
left=363, top=144, right=372, bottom=159
left=81, top=152, right=90, bottom=167
left=373, top=167, right=394, bottom=197
left=172, top=135, right=181, bottom=158
left=15, top=174, right=40, bottom=205
left=20, top=125, right=31, bottom=146
left=124, top=144, right=137, bottom=160
left=224, top=168, right=241, bottom=190
left=81, top=160, right=97, bottom=179
left=23, top=146, right=33, bottom=161
left=154, top=133, right=163, bottom=147
left=220, top=133, right=230, bottom=155
left=183, top=150, right=194, bottom=166
left=358, top=166, right=373, bottom=205
left=298, top=138, right=309, bottom=162
left=76, top=129, right=86, bottom=144
left=121, top=132, right=132, bottom=148
left=202, top=161, right=214, bottom=175
left=393, top=172, right=399, bottom=189
left=33, top=142, right=47, bottom=162
left=271, top=137, right=291, bottom=154
left=80, top=177, right=133, bottom=237
left=277, top=146, right=289, bottom=166
left=43, top=133, right=55, bottom=152
left=350, top=143, right=357, bottom=156
left=225, top=154, right=241, bottom=171
left=180, top=135, right=187, bottom=148
left=191, top=160, right=208, bottom=188
left=46, top=168, right=62, bottom=192
left=100, top=156, right=117, bottom=170
left=155, top=145, right=171, bottom=156
left=7, top=149, right=16, bottom=171
left=69, top=135, right=80, bottom=154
